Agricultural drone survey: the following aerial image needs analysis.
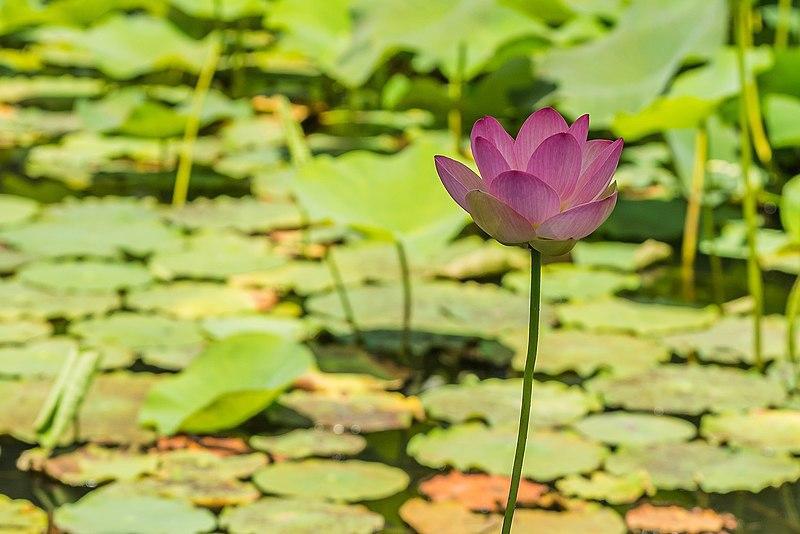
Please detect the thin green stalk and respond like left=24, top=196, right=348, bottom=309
left=171, top=35, right=221, bottom=207
left=395, top=240, right=413, bottom=361
left=775, top=0, right=793, bottom=49
left=502, top=248, right=542, bottom=534
left=448, top=42, right=467, bottom=156
left=325, top=248, right=363, bottom=345
left=681, top=128, right=708, bottom=301
left=788, top=275, right=800, bottom=365
left=703, top=205, right=725, bottom=312
left=736, top=0, right=764, bottom=370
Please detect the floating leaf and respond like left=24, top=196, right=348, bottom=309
left=625, top=504, right=737, bottom=534
left=0, top=195, right=38, bottom=228
left=574, top=413, right=696, bottom=447
left=165, top=196, right=302, bottom=233
left=0, top=318, right=52, bottom=344
left=701, top=410, right=800, bottom=454
left=113, top=477, right=261, bottom=509
left=250, top=429, right=366, bottom=460
left=157, top=449, right=267, bottom=481
left=420, top=378, right=600, bottom=428
left=418, top=471, right=549, bottom=512
left=424, top=235, right=528, bottom=280
left=140, top=334, right=313, bottom=434
left=127, top=282, right=260, bottom=319
left=202, top=315, right=313, bottom=342
left=504, top=264, right=640, bottom=302
left=233, top=261, right=342, bottom=296
left=555, top=471, right=654, bottom=504
left=587, top=364, right=786, bottom=415
left=0, top=338, right=87, bottom=378
left=0, top=75, right=105, bottom=103
left=399, top=498, right=499, bottom=534
left=17, top=260, right=153, bottom=294
left=765, top=94, right=800, bottom=148
left=0, top=281, right=119, bottom=320
left=41, top=445, right=159, bottom=486
left=571, top=240, right=672, bottom=272
left=0, top=495, right=48, bottom=534
left=408, top=423, right=607, bottom=481
left=219, top=497, right=384, bottom=534
left=253, top=459, right=409, bottom=502
left=54, top=491, right=216, bottom=534
left=276, top=389, right=423, bottom=433
left=557, top=298, right=717, bottom=335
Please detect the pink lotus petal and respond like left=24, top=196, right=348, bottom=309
left=580, top=139, right=613, bottom=173
left=434, top=155, right=484, bottom=211
left=568, top=114, right=589, bottom=146
left=569, top=139, right=623, bottom=207
left=513, top=108, right=568, bottom=168
left=537, top=192, right=618, bottom=241
left=466, top=190, right=537, bottom=244
left=471, top=116, right=514, bottom=164
left=526, top=132, right=581, bottom=199
left=489, top=170, right=560, bottom=225
left=474, top=136, right=511, bottom=184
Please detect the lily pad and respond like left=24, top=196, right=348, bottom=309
left=70, top=312, right=206, bottom=370
left=701, top=410, right=800, bottom=454
left=425, top=236, right=528, bottom=280
left=0, top=318, right=52, bottom=344
left=0, top=75, right=105, bottom=103
left=219, top=497, right=384, bottom=534
left=232, top=261, right=343, bottom=296
left=113, top=477, right=261, bottom=509
left=54, top=491, right=216, bottom=534
left=165, top=196, right=302, bottom=233
left=625, top=503, right=738, bottom=534
left=418, top=471, right=549, bottom=512
left=557, top=298, right=717, bottom=335
left=420, top=378, right=600, bottom=428
left=42, top=445, right=159, bottom=486
left=149, top=232, right=287, bottom=281
left=140, top=333, right=313, bottom=434
left=0, top=247, right=31, bottom=273
left=157, top=449, right=267, bottom=481
left=606, top=441, right=800, bottom=492
left=555, top=471, right=655, bottom=504
left=0, top=495, right=48, bottom=534
left=202, top=315, right=313, bottom=342
left=504, top=329, right=670, bottom=376
left=662, top=315, right=795, bottom=364
left=572, top=239, right=672, bottom=272
left=587, top=364, right=786, bottom=415
left=0, top=281, right=120, bottom=320
left=127, top=282, right=260, bottom=319
left=504, top=264, right=640, bottom=302
left=17, top=260, right=153, bottom=294
left=0, top=195, right=38, bottom=228
left=407, top=423, right=607, bottom=481
left=0, top=337, right=82, bottom=378
left=253, top=459, right=409, bottom=502
left=250, top=429, right=366, bottom=459
left=276, top=389, right=423, bottom=433
left=573, top=413, right=696, bottom=447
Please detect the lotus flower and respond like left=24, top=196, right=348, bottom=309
left=435, top=108, right=622, bottom=255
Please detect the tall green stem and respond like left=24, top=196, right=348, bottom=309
left=502, top=248, right=542, bottom=534
left=681, top=128, right=708, bottom=301
left=395, top=240, right=412, bottom=361
left=172, top=34, right=221, bottom=207
left=787, top=275, right=800, bottom=366
left=326, top=249, right=363, bottom=345
left=775, top=0, right=793, bottom=49
left=735, top=0, right=764, bottom=370
left=448, top=43, right=467, bottom=156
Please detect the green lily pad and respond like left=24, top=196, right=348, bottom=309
left=253, top=459, right=409, bottom=502
left=127, top=282, right=260, bottom=319
left=0, top=337, right=80, bottom=378
left=250, top=429, right=366, bottom=459
left=504, top=264, right=640, bottom=302
left=310, top=343, right=409, bottom=381
left=54, top=491, right=216, bottom=534
left=503, top=329, right=670, bottom=376
left=662, top=315, right=795, bottom=364
left=424, top=236, right=528, bottom=280
left=70, top=312, right=206, bottom=371
left=587, top=364, right=786, bottom=415
left=202, top=315, right=313, bottom=342
left=0, top=281, right=120, bottom=320
left=607, top=441, right=800, bottom=493
left=233, top=261, right=341, bottom=296
left=165, top=196, right=302, bottom=233
left=0, top=75, right=105, bottom=103
left=110, top=477, right=261, bottom=509
left=276, top=389, right=423, bottom=432
left=407, top=423, right=607, bottom=481
left=157, top=450, right=267, bottom=481
left=701, top=410, right=800, bottom=454
left=140, top=334, right=313, bottom=434
left=0, top=195, right=38, bottom=228
left=0, top=247, right=31, bottom=273
left=555, top=471, right=655, bottom=504
left=17, top=260, right=153, bottom=294
left=42, top=445, right=159, bottom=486
left=150, top=232, right=287, bottom=281
left=557, top=298, right=717, bottom=335
left=420, top=378, right=600, bottom=428
left=573, top=413, right=696, bottom=447
left=0, top=318, right=52, bottom=344
left=399, top=498, right=625, bottom=534
left=0, top=495, right=48, bottom=534
left=220, top=497, right=383, bottom=533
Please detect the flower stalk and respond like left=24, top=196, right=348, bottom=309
left=681, top=127, right=708, bottom=301
left=502, top=247, right=542, bottom=534
left=395, top=240, right=413, bottom=361
left=775, top=0, right=793, bottom=49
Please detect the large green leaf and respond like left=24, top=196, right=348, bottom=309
left=294, top=139, right=466, bottom=253
left=539, top=0, right=726, bottom=126
left=765, top=94, right=800, bottom=148
left=139, top=333, right=313, bottom=434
